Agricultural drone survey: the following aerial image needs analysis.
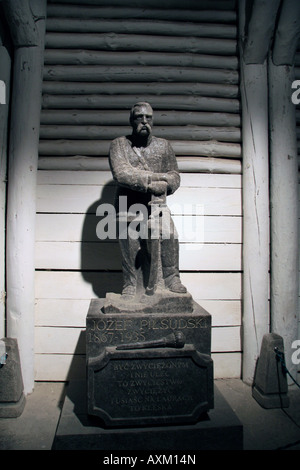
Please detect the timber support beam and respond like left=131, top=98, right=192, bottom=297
left=5, top=0, right=46, bottom=394
left=239, top=0, right=270, bottom=382
left=243, top=0, right=281, bottom=64
left=240, top=0, right=299, bottom=383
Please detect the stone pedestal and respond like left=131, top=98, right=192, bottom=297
left=0, top=338, right=25, bottom=418
left=86, top=296, right=213, bottom=427
left=252, top=333, right=289, bottom=408
left=52, top=296, right=243, bottom=450
left=53, top=381, right=243, bottom=450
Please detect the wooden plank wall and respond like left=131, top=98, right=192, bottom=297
left=35, top=0, right=242, bottom=381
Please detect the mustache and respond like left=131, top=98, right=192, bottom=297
left=137, top=123, right=152, bottom=133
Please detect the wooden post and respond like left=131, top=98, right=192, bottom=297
left=239, top=0, right=270, bottom=384
left=0, top=44, right=11, bottom=339
left=5, top=0, right=46, bottom=394
left=269, top=59, right=299, bottom=383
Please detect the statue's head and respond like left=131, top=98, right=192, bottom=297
left=129, top=102, right=153, bottom=138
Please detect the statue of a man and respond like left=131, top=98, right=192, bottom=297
left=109, top=102, right=186, bottom=299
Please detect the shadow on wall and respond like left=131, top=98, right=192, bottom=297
left=56, top=330, right=91, bottom=430
left=55, top=182, right=125, bottom=426
left=80, top=180, right=123, bottom=298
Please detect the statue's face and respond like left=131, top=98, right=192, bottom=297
left=131, top=104, right=153, bottom=137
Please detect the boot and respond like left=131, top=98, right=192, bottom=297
left=161, top=238, right=187, bottom=294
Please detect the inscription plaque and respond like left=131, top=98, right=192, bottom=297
left=88, top=347, right=213, bottom=427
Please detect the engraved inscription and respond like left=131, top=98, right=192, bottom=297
left=87, top=316, right=208, bottom=345
left=93, top=356, right=206, bottom=418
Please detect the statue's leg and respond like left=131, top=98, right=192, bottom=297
left=160, top=218, right=187, bottom=294
left=118, top=235, right=140, bottom=296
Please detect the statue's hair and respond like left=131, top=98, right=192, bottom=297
left=129, top=102, right=153, bottom=122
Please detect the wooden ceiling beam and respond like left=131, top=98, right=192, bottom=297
left=1, top=0, right=39, bottom=47
left=272, top=0, right=300, bottom=65
left=243, top=0, right=281, bottom=64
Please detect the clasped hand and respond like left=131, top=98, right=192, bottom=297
left=148, top=173, right=168, bottom=196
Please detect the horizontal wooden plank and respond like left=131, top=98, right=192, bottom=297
left=35, top=241, right=242, bottom=271
left=35, top=298, right=90, bottom=327
left=183, top=243, right=236, bottom=273
left=41, top=95, right=240, bottom=113
left=43, top=50, right=239, bottom=69
left=179, top=173, right=242, bottom=188
left=35, top=241, right=122, bottom=270
left=45, top=32, right=237, bottom=55
left=35, top=213, right=242, bottom=243
left=38, top=140, right=241, bottom=157
left=176, top=157, right=242, bottom=174
left=39, top=125, right=241, bottom=142
left=34, top=352, right=241, bottom=381
left=37, top=170, right=242, bottom=188
left=35, top=298, right=241, bottom=327
left=34, top=353, right=86, bottom=381
left=35, top=271, right=242, bottom=300
left=46, top=18, right=237, bottom=38
left=199, top=300, right=241, bottom=326
left=38, top=156, right=242, bottom=173
left=37, top=169, right=113, bottom=185
left=42, top=81, right=239, bottom=98
left=40, top=109, right=241, bottom=127
left=34, top=325, right=241, bottom=354
left=212, top=352, right=241, bottom=378
left=47, top=0, right=237, bottom=10
left=46, top=5, right=237, bottom=24
left=35, top=326, right=85, bottom=354
left=43, top=65, right=239, bottom=84
left=36, top=184, right=242, bottom=215
left=212, top=326, right=241, bottom=352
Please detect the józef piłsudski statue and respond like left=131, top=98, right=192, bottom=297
left=109, top=102, right=187, bottom=302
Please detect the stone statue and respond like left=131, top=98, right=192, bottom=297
left=109, top=102, right=187, bottom=301
left=87, top=105, right=213, bottom=425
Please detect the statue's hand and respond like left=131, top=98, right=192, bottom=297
left=148, top=180, right=168, bottom=196
left=151, top=173, right=168, bottom=183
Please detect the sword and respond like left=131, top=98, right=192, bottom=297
left=145, top=190, right=166, bottom=295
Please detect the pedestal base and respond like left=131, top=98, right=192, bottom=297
left=252, top=385, right=289, bottom=409
left=0, top=338, right=25, bottom=418
left=0, top=393, right=26, bottom=418
left=52, top=381, right=243, bottom=450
